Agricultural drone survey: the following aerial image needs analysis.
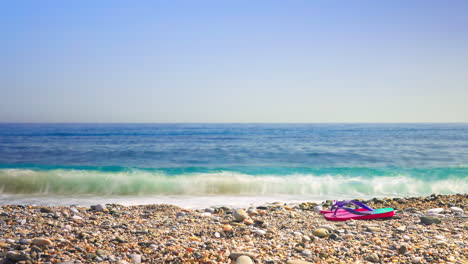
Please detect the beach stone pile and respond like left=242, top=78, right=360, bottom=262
left=0, top=194, right=466, bottom=263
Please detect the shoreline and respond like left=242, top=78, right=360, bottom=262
left=0, top=194, right=466, bottom=263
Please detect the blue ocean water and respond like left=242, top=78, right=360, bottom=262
left=0, top=123, right=467, bottom=206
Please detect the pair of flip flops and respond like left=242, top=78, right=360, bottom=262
left=321, top=200, right=394, bottom=221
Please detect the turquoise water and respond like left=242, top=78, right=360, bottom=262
left=0, top=123, right=467, bottom=206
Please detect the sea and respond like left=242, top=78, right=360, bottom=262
left=0, top=123, right=467, bottom=208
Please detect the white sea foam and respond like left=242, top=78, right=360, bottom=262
left=0, top=169, right=466, bottom=198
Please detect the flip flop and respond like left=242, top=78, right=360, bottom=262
left=323, top=202, right=394, bottom=221
left=319, top=200, right=372, bottom=214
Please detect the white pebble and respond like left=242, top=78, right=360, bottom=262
left=200, top=212, right=211, bottom=217
left=450, top=207, right=463, bottom=214
left=253, top=229, right=266, bottom=235
left=426, top=208, right=444, bottom=214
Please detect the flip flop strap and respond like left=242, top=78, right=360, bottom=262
left=332, top=200, right=374, bottom=215
left=335, top=206, right=374, bottom=215
left=330, top=200, right=351, bottom=211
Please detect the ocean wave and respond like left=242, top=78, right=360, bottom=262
left=0, top=168, right=466, bottom=196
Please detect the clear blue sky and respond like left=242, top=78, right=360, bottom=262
left=2, top=0, right=467, bottom=122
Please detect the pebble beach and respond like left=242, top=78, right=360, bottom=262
left=0, top=194, right=466, bottom=264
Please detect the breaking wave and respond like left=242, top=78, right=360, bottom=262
left=0, top=167, right=466, bottom=197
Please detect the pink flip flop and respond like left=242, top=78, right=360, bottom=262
left=323, top=201, right=394, bottom=221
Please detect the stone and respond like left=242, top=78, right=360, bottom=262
left=200, top=212, right=211, bottom=217
left=396, top=225, right=406, bottom=232
left=420, top=216, right=441, bottom=225
left=32, top=238, right=54, bottom=246
left=96, top=249, right=109, bottom=256
left=69, top=207, right=79, bottom=214
left=328, top=233, right=339, bottom=240
left=30, top=246, right=42, bottom=252
left=450, top=207, right=463, bottom=214
left=312, top=228, right=330, bottom=238
left=301, top=249, right=312, bottom=257
left=253, top=229, right=266, bottom=235
left=317, top=224, right=335, bottom=232
left=398, top=245, right=408, bottom=254
left=40, top=207, right=55, bottom=214
left=233, top=209, right=249, bottom=222
left=426, top=208, right=444, bottom=214
left=204, top=208, right=215, bottom=213
left=314, top=205, right=323, bottom=212
left=176, top=212, right=186, bottom=218
left=287, top=260, right=314, bottom=264
left=365, top=226, right=380, bottom=233
left=229, top=252, right=257, bottom=260
left=91, top=204, right=107, bottom=212
left=243, top=218, right=254, bottom=225
left=71, top=215, right=82, bottom=220
left=235, top=255, right=253, bottom=264
left=247, top=209, right=259, bottom=216
left=6, top=251, right=30, bottom=262
left=0, top=242, right=10, bottom=248
left=130, top=254, right=141, bottom=264
left=365, top=253, right=380, bottom=263
left=412, top=257, right=422, bottom=263
left=222, top=224, right=233, bottom=232
left=19, top=239, right=31, bottom=245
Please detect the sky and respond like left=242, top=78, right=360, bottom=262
left=1, top=0, right=468, bottom=123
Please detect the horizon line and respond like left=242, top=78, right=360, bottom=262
left=1, top=122, right=468, bottom=125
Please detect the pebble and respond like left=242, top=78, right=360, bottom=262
left=301, top=249, right=312, bottom=256
left=398, top=245, right=408, bottom=254
left=176, top=212, right=186, bottom=218
left=314, top=205, right=323, bottom=212
left=229, top=252, right=257, bottom=260
left=420, top=216, right=441, bottom=225
left=287, top=260, right=313, bottom=264
left=19, top=239, right=31, bottom=245
left=235, top=255, right=253, bottom=264
left=71, top=215, right=82, bottom=220
left=40, top=207, right=55, bottom=214
left=233, top=209, right=249, bottom=222
left=247, top=209, right=259, bottom=216
left=243, top=218, right=254, bottom=225
left=200, top=212, right=211, bottom=217
left=222, top=224, right=233, bottom=232
left=317, top=224, right=335, bottom=231
left=32, top=238, right=54, bottom=246
left=396, top=225, right=406, bottom=232
left=204, top=208, right=215, bottom=213
left=312, top=228, right=330, bottom=238
left=253, top=229, right=266, bottom=235
left=130, top=254, right=141, bottom=264
left=69, top=207, right=79, bottom=214
left=91, top=204, right=107, bottom=212
left=450, top=207, right=463, bottom=214
left=365, top=253, right=380, bottom=263
left=412, top=256, right=422, bottom=263
left=426, top=208, right=444, bottom=214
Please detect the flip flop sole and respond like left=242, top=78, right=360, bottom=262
left=323, top=208, right=394, bottom=221
left=319, top=208, right=367, bottom=214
